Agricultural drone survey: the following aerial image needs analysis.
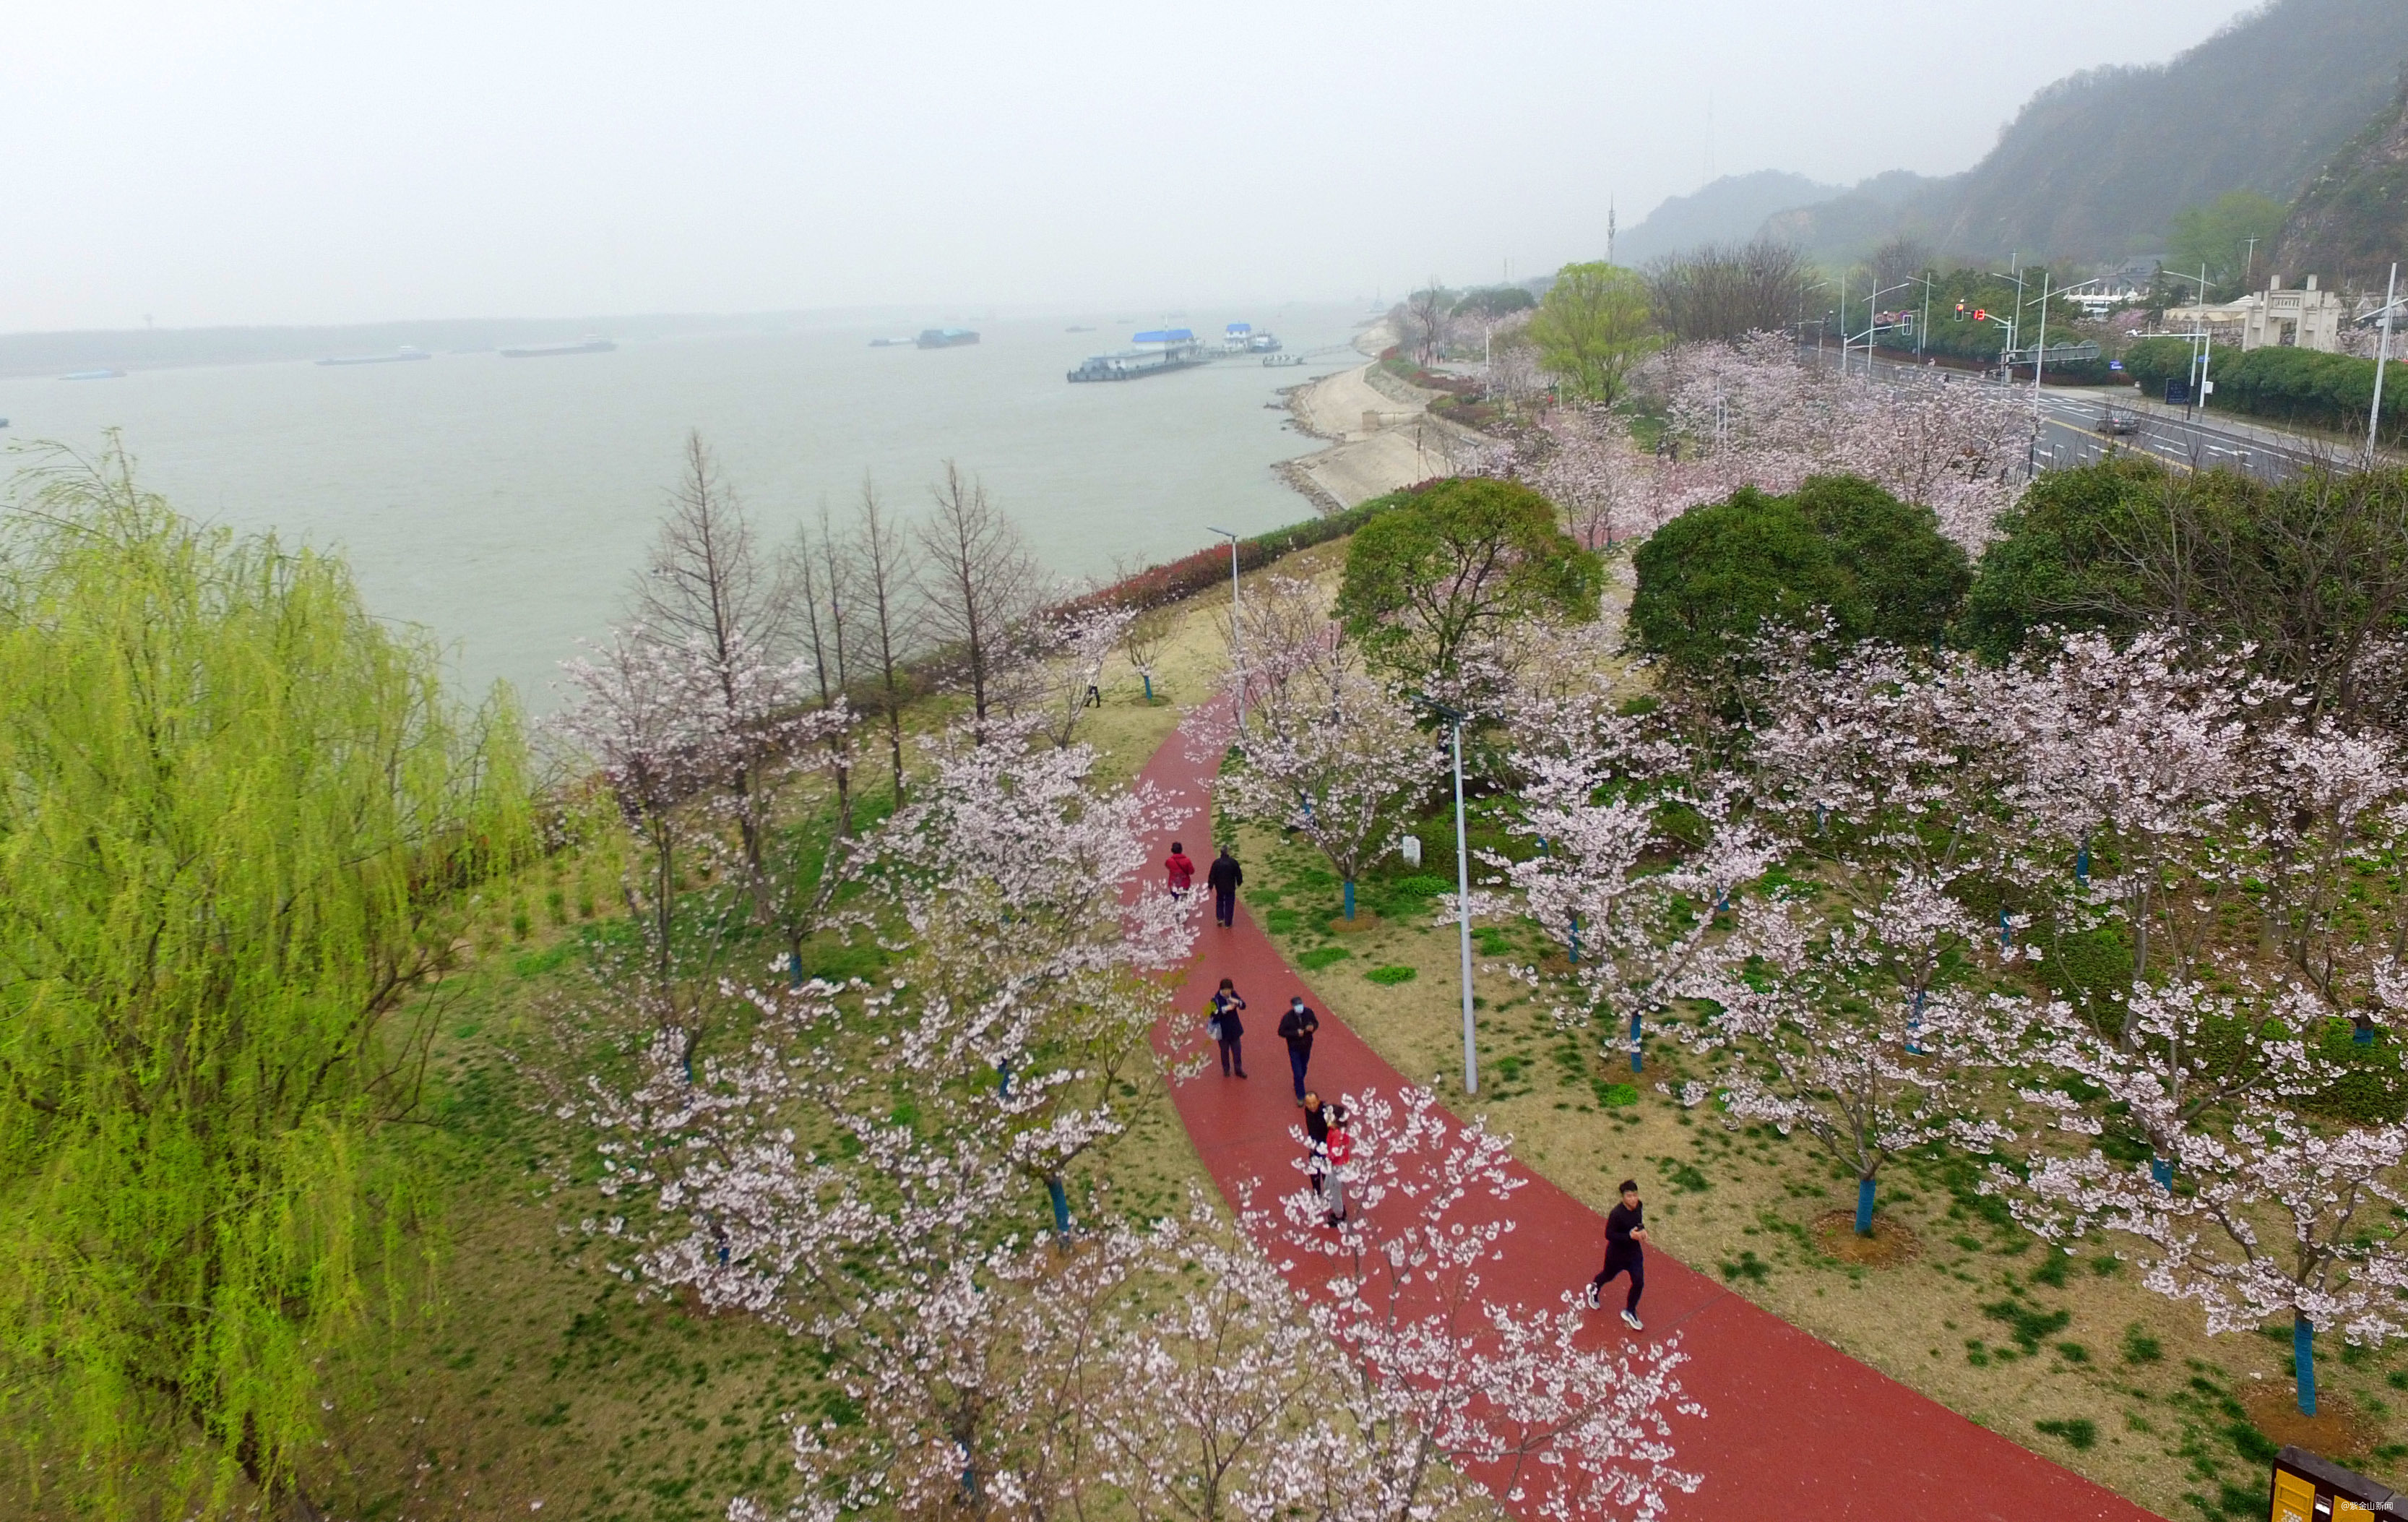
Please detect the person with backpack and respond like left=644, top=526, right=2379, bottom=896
left=1276, top=996, right=1319, bottom=1104
left=1206, top=846, right=1243, bottom=928
left=1164, top=840, right=1196, bottom=900
left=1304, top=1091, right=1351, bottom=1226
left=1208, top=977, right=1247, bottom=1078
left=1583, top=1179, right=1649, bottom=1330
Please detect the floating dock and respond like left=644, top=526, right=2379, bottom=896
left=1068, top=329, right=1211, bottom=382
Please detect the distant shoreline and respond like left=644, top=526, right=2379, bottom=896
left=0, top=309, right=1022, bottom=379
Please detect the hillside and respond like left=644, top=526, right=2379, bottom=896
left=1626, top=0, right=2408, bottom=269
left=1614, top=171, right=1839, bottom=265
left=2272, top=66, right=2408, bottom=288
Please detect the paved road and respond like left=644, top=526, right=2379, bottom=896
left=1815, top=346, right=2343, bottom=485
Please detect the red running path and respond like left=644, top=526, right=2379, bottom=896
left=1134, top=704, right=2162, bottom=1522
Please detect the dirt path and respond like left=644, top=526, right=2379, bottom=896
left=1136, top=702, right=2165, bottom=1522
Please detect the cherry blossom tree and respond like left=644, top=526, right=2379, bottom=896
left=1496, top=682, right=1773, bottom=1075
left=1677, top=885, right=2027, bottom=1234
left=1123, top=601, right=1176, bottom=703
left=2002, top=631, right=2264, bottom=1005
left=1036, top=601, right=1139, bottom=747
left=1264, top=1085, right=1702, bottom=1522
left=1087, top=1204, right=1326, bottom=1522
left=2012, top=1102, right=2408, bottom=1416
left=556, top=624, right=853, bottom=999
left=1221, top=664, right=1440, bottom=921
left=1641, top=332, right=2027, bottom=551
left=1218, top=578, right=1442, bottom=921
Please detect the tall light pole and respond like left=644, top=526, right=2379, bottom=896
left=1208, top=526, right=1243, bottom=713
left=1413, top=692, right=1479, bottom=1096
left=2370, top=264, right=2401, bottom=465
left=2030, top=269, right=2055, bottom=477
left=2157, top=265, right=2217, bottom=421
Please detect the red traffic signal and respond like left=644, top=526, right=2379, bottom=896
left=1974, top=308, right=1989, bottom=322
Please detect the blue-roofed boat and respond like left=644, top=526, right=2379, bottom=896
left=1067, top=329, right=1210, bottom=383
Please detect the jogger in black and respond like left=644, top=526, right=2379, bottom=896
left=1207, top=847, right=1243, bottom=928
left=1585, top=1179, right=1648, bottom=1330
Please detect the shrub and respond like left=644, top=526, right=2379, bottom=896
left=2034, top=1418, right=2098, bottom=1451
left=1365, top=965, right=1419, bottom=986
left=1630, top=475, right=1969, bottom=683
left=1296, top=946, right=1354, bottom=971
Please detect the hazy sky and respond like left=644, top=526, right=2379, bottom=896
left=5, top=0, right=2255, bottom=332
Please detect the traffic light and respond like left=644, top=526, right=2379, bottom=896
left=1974, top=309, right=1988, bottom=322
left=1954, top=300, right=1967, bottom=321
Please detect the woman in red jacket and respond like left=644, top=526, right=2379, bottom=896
left=1164, top=840, right=1196, bottom=900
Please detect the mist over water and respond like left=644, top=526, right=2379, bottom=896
left=0, top=304, right=1370, bottom=706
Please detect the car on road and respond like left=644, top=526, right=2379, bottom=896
left=2094, top=405, right=2140, bottom=437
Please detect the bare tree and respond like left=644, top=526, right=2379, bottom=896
left=790, top=503, right=859, bottom=838
left=630, top=429, right=795, bottom=908
left=853, top=474, right=917, bottom=805
left=1646, top=237, right=1817, bottom=345
left=1402, top=279, right=1454, bottom=364
left=916, top=462, right=1048, bottom=736
left=1870, top=234, right=1934, bottom=295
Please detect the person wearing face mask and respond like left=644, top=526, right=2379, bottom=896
left=1276, top=995, right=1319, bottom=1106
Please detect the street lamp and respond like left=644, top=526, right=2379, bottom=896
left=2157, top=265, right=2218, bottom=421
left=2367, top=263, right=2401, bottom=465
left=1207, top=526, right=1242, bottom=710
left=1410, top=691, right=1480, bottom=1097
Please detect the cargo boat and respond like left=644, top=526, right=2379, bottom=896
left=1068, top=329, right=1209, bottom=383
left=916, top=328, right=980, bottom=348
left=319, top=346, right=431, bottom=366
left=60, top=369, right=125, bottom=380
left=499, top=337, right=616, bottom=358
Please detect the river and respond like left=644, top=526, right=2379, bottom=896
left=0, top=304, right=1371, bottom=706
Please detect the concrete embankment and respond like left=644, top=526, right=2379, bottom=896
left=1277, top=320, right=1499, bottom=510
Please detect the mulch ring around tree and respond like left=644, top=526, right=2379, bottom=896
left=2245, top=1383, right=2382, bottom=1466
left=1812, top=1210, right=1922, bottom=1268
left=1327, top=911, right=1382, bottom=934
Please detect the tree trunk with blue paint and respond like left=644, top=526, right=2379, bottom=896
left=1047, top=1175, right=1071, bottom=1241
left=2296, top=1312, right=2318, bottom=1414
left=1568, top=915, right=1579, bottom=966
left=2150, top=1156, right=2172, bottom=1187
left=1142, top=672, right=1154, bottom=702
left=1629, top=1009, right=1643, bottom=1073
left=1342, top=879, right=1355, bottom=920
left=1855, top=1175, right=1876, bottom=1236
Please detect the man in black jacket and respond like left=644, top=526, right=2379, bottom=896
left=1207, top=846, right=1243, bottom=928
left=1584, top=1179, right=1649, bottom=1330
left=1276, top=996, right=1319, bottom=1105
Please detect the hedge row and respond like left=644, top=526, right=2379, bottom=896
left=1060, top=483, right=1433, bottom=616
left=2124, top=335, right=2408, bottom=442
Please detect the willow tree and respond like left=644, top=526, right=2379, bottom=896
left=0, top=443, right=533, bottom=1518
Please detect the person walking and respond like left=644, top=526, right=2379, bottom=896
left=1277, top=996, right=1319, bottom=1105
left=1209, top=977, right=1248, bottom=1078
left=1304, top=1092, right=1351, bottom=1226
left=1583, top=1179, right=1649, bottom=1330
left=1207, top=846, right=1243, bottom=928
left=1165, top=840, right=1196, bottom=901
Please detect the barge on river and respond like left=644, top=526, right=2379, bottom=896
left=1067, top=329, right=1210, bottom=382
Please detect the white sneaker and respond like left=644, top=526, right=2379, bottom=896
left=1582, top=1285, right=1600, bottom=1310
left=1621, top=1309, right=1644, bottom=1331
